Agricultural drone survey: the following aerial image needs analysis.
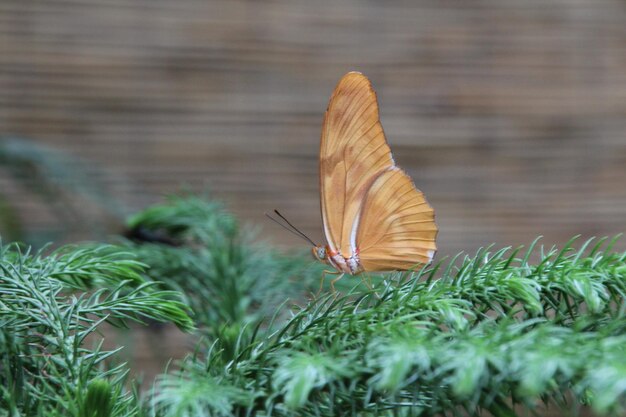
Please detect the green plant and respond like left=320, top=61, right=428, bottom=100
left=0, top=136, right=127, bottom=244
left=121, top=194, right=326, bottom=337
left=150, top=236, right=626, bottom=417
left=2, top=192, right=625, bottom=416
left=0, top=243, right=193, bottom=417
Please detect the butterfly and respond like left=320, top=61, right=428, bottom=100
left=269, top=72, right=437, bottom=275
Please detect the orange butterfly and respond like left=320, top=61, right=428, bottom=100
left=270, top=72, right=437, bottom=275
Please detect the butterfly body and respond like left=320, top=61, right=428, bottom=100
left=313, top=245, right=363, bottom=275
left=316, top=72, right=438, bottom=274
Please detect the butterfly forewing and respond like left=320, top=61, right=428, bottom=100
left=320, top=72, right=395, bottom=256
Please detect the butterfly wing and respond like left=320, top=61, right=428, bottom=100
left=320, top=72, right=395, bottom=256
left=356, top=166, right=437, bottom=271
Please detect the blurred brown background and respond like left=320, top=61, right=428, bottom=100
left=2, top=0, right=626, bottom=254
left=1, top=0, right=626, bottom=403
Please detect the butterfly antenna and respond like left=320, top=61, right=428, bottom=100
left=272, top=210, right=317, bottom=245
left=265, top=210, right=318, bottom=246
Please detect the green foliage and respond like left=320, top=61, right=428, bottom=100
left=149, top=233, right=626, bottom=417
left=1, top=192, right=625, bottom=416
left=0, top=136, right=126, bottom=244
left=0, top=243, right=193, bottom=416
left=121, top=194, right=325, bottom=336
left=151, top=366, right=252, bottom=417
left=79, top=379, right=116, bottom=417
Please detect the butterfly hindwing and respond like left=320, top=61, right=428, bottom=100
left=356, top=167, right=437, bottom=271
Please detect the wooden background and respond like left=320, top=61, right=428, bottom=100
left=2, top=0, right=626, bottom=255
left=1, top=0, right=626, bottom=405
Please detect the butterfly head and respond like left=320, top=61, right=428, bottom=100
left=312, top=245, right=327, bottom=262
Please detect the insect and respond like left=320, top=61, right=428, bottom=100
left=269, top=72, right=437, bottom=278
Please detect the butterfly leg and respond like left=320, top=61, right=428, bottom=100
left=316, top=269, right=341, bottom=297
left=360, top=273, right=374, bottom=291
left=329, top=273, right=345, bottom=293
